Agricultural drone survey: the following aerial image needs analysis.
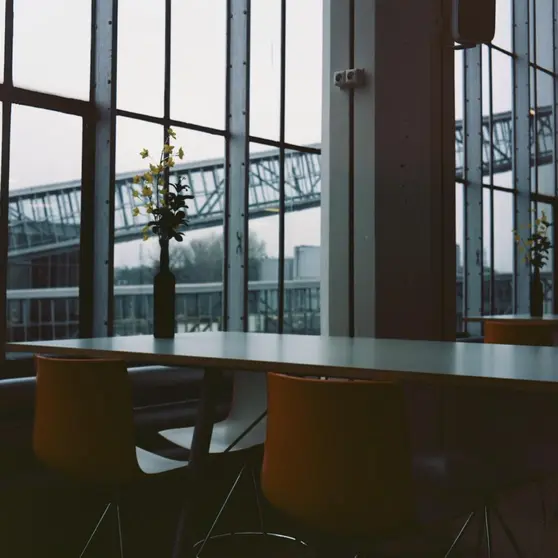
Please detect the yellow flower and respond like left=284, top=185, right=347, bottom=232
left=168, top=127, right=176, bottom=139
left=143, top=171, right=153, bottom=183
left=163, top=144, right=174, bottom=154
left=132, top=190, right=140, bottom=198
left=142, top=186, right=153, bottom=197
left=140, top=148, right=149, bottom=159
left=168, top=157, right=175, bottom=168
left=132, top=207, right=140, bottom=217
left=142, top=234, right=149, bottom=241
left=146, top=206, right=153, bottom=214
left=132, top=175, right=141, bottom=184
left=177, top=147, right=184, bottom=159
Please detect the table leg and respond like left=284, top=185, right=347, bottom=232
left=171, top=367, right=224, bottom=558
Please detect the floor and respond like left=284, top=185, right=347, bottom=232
left=2, top=459, right=558, bottom=558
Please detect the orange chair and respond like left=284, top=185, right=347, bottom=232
left=193, top=373, right=417, bottom=556
left=33, top=355, right=188, bottom=557
left=484, top=320, right=556, bottom=346
left=261, top=373, right=414, bottom=540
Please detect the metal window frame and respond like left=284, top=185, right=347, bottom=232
left=512, top=0, right=532, bottom=314
left=463, top=45, right=483, bottom=334
left=226, top=0, right=250, bottom=332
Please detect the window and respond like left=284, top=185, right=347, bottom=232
left=114, top=118, right=225, bottom=335
left=7, top=107, right=83, bottom=342
left=248, top=1, right=322, bottom=335
left=458, top=0, right=558, bottom=329
left=13, top=0, right=91, bottom=99
left=0, top=0, right=323, bottom=367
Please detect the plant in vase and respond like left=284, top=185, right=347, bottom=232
left=513, top=210, right=552, bottom=318
left=131, top=128, right=193, bottom=338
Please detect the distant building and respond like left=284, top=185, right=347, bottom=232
left=258, top=245, right=320, bottom=281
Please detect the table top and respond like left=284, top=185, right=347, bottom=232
left=465, top=314, right=558, bottom=324
left=7, top=332, right=558, bottom=389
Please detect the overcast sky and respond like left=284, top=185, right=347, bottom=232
left=2, top=0, right=555, bottom=277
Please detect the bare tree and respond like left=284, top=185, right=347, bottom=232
left=170, top=231, right=267, bottom=283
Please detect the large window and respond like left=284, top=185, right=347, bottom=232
left=456, top=0, right=558, bottom=333
left=248, top=0, right=322, bottom=335
left=1, top=0, right=92, bottom=352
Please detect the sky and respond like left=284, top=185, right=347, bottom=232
left=1, top=0, right=555, bottom=279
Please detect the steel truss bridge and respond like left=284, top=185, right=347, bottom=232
left=7, top=106, right=553, bottom=260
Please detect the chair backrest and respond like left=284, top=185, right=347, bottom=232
left=484, top=320, right=556, bottom=346
left=261, top=373, right=414, bottom=538
left=33, top=355, right=139, bottom=484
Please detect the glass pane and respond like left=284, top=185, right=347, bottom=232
left=533, top=0, right=554, bottom=69
left=171, top=0, right=226, bottom=129
left=493, top=0, right=512, bottom=52
left=7, top=106, right=83, bottom=342
left=532, top=201, right=553, bottom=312
left=248, top=142, right=279, bottom=332
left=285, top=0, right=322, bottom=146
left=13, top=0, right=91, bottom=99
left=283, top=148, right=320, bottom=334
left=455, top=50, right=464, bottom=180
left=456, top=183, right=464, bottom=331
left=493, top=190, right=514, bottom=314
left=250, top=0, right=281, bottom=140
left=535, top=71, right=555, bottom=196
left=491, top=50, right=513, bottom=188
left=117, top=0, right=165, bottom=116
left=483, top=188, right=492, bottom=314
left=114, top=118, right=225, bottom=334
left=482, top=46, right=491, bottom=183
left=0, top=0, right=5, bottom=81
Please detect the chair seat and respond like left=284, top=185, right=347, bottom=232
left=135, top=447, right=188, bottom=475
left=160, top=419, right=266, bottom=454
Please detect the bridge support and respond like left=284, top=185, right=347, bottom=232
left=321, top=0, right=456, bottom=341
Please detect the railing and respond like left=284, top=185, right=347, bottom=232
left=5, top=272, right=554, bottom=341
left=6, top=279, right=321, bottom=342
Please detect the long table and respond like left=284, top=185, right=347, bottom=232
left=8, top=332, right=558, bottom=557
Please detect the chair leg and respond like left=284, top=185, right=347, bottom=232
left=116, top=503, right=125, bottom=558
left=492, top=505, right=526, bottom=558
left=250, top=466, right=266, bottom=534
left=79, top=502, right=112, bottom=558
left=195, top=464, right=247, bottom=556
left=443, top=510, right=476, bottom=558
left=484, top=506, right=492, bottom=558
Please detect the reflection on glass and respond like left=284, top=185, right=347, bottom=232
left=13, top=0, right=91, bottom=99
left=7, top=106, right=83, bottom=342
left=531, top=201, right=553, bottom=312
left=493, top=190, right=513, bottom=313
left=493, top=0, right=512, bottom=52
left=285, top=0, right=322, bottom=146
left=456, top=183, right=464, bottom=331
left=455, top=50, right=464, bottom=179
left=250, top=0, right=281, bottom=140
left=117, top=0, right=165, bottom=116
left=482, top=46, right=491, bottom=182
left=491, top=50, right=513, bottom=188
left=482, top=188, right=492, bottom=313
left=0, top=0, right=5, bottom=81
left=171, top=0, right=226, bottom=129
left=114, top=119, right=225, bottom=335
left=535, top=71, right=555, bottom=196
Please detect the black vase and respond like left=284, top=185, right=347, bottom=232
left=530, top=267, right=544, bottom=318
left=153, top=238, right=176, bottom=339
